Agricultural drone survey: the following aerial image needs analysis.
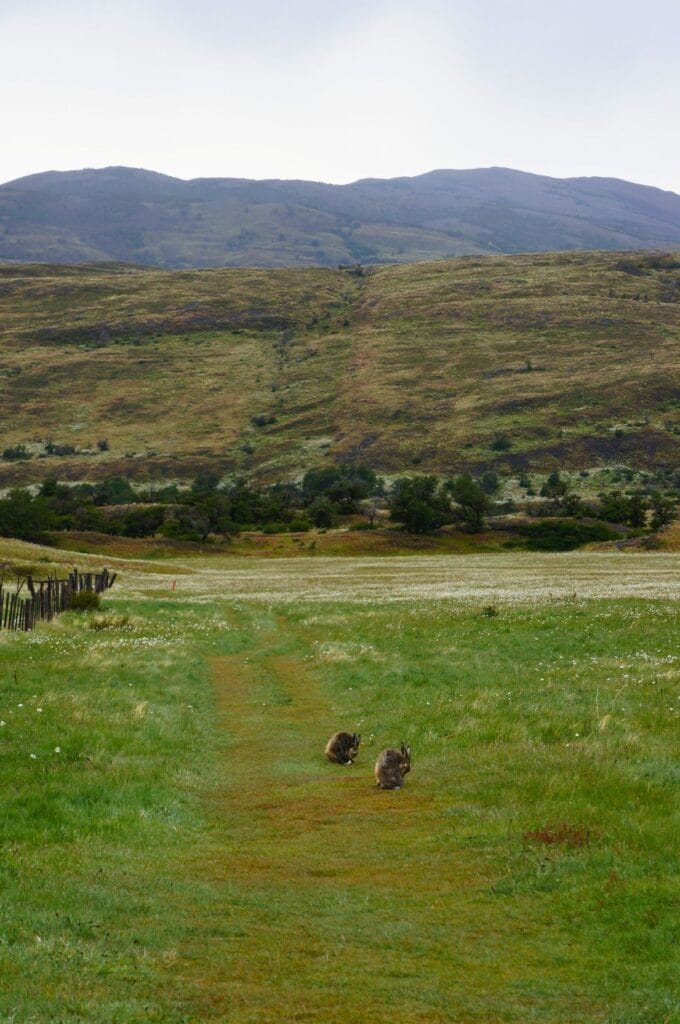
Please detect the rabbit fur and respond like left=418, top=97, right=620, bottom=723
left=325, top=731, right=361, bottom=765
left=375, top=743, right=411, bottom=789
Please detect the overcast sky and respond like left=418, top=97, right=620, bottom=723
left=2, top=0, right=679, bottom=192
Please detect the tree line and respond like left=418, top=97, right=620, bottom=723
left=0, top=463, right=675, bottom=548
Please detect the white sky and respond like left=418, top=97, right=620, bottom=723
left=1, top=0, right=679, bottom=192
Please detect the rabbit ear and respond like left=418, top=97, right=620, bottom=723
left=402, top=743, right=411, bottom=757
left=355, top=733, right=361, bottom=744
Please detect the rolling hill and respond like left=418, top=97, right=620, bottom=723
left=0, top=250, right=678, bottom=487
left=1, top=166, right=680, bottom=268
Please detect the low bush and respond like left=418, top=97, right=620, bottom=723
left=261, top=522, right=288, bottom=534
left=519, top=519, right=618, bottom=551
left=2, top=445, right=32, bottom=461
left=288, top=515, right=312, bottom=532
left=69, top=590, right=101, bottom=612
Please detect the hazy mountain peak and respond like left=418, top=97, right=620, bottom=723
left=1, top=165, right=678, bottom=268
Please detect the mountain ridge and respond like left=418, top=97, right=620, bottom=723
left=1, top=165, right=679, bottom=268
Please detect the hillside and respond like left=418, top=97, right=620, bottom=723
left=0, top=250, right=678, bottom=487
left=1, top=166, right=680, bottom=268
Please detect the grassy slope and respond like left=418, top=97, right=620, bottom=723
left=0, top=251, right=678, bottom=486
left=0, top=543, right=678, bottom=1022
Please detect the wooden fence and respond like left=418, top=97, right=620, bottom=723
left=0, top=568, right=116, bottom=632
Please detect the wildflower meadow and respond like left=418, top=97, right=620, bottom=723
left=0, top=548, right=678, bottom=1022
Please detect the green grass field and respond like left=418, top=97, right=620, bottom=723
left=1, top=542, right=679, bottom=1022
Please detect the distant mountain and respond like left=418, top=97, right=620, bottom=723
left=1, top=165, right=679, bottom=268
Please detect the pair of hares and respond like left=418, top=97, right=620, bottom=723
left=325, top=731, right=411, bottom=790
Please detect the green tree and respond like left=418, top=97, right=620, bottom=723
left=389, top=477, right=451, bottom=534
left=540, top=470, right=570, bottom=502
left=308, top=497, right=335, bottom=528
left=627, top=493, right=647, bottom=528
left=191, top=471, right=221, bottom=494
left=0, top=489, right=57, bottom=544
left=649, top=492, right=676, bottom=531
left=120, top=507, right=167, bottom=538
left=448, top=474, right=490, bottom=531
left=480, top=470, right=500, bottom=495
left=302, top=463, right=377, bottom=514
left=598, top=490, right=630, bottom=523
left=93, top=476, right=137, bottom=506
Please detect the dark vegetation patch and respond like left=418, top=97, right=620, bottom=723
left=517, top=520, right=619, bottom=551
left=34, top=312, right=294, bottom=347
left=470, top=430, right=679, bottom=474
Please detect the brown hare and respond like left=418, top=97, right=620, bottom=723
left=375, top=743, right=411, bottom=789
left=325, top=731, right=361, bottom=765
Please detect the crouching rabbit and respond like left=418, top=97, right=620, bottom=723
left=375, top=743, right=411, bottom=789
left=325, top=731, right=361, bottom=765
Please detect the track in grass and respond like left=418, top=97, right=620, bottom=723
left=173, top=613, right=605, bottom=1024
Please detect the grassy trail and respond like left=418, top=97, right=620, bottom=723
left=171, top=611, right=603, bottom=1024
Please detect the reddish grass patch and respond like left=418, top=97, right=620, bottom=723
left=522, top=823, right=593, bottom=848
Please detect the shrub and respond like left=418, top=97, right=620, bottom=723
left=308, top=498, right=335, bottom=528
left=2, top=445, right=31, bottom=461
left=288, top=515, right=312, bottom=533
left=480, top=470, right=500, bottom=494
left=70, top=590, right=101, bottom=612
left=519, top=520, right=618, bottom=551
left=93, top=476, right=137, bottom=505
left=540, top=470, right=569, bottom=500
left=490, top=433, right=512, bottom=452
left=158, top=518, right=202, bottom=542
left=191, top=472, right=221, bottom=494
left=614, top=258, right=644, bottom=276
left=262, top=522, right=288, bottom=534
left=45, top=442, right=77, bottom=456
